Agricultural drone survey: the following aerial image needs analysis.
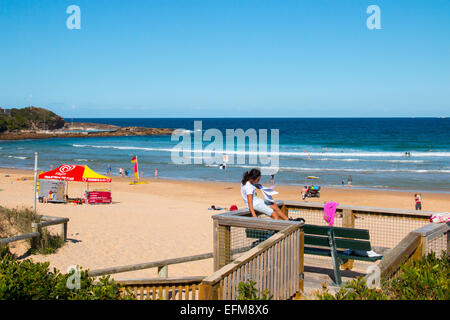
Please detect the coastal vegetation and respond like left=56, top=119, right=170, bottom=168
left=0, top=107, right=65, bottom=132
left=0, top=206, right=65, bottom=256
left=237, top=280, right=273, bottom=300
left=315, top=251, right=449, bottom=300
left=0, top=247, right=134, bottom=300
left=0, top=106, right=173, bottom=140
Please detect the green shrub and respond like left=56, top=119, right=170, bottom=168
left=316, top=277, right=388, bottom=300
left=385, top=251, right=449, bottom=300
left=0, top=251, right=134, bottom=300
left=316, top=252, right=449, bottom=300
left=0, top=206, right=40, bottom=235
left=0, top=206, right=65, bottom=255
left=237, top=280, right=273, bottom=300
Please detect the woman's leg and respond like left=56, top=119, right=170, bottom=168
left=270, top=203, right=289, bottom=220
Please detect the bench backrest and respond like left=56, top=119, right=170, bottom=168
left=245, top=224, right=372, bottom=251
left=303, top=224, right=372, bottom=251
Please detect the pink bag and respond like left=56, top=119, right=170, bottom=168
left=430, top=213, right=450, bottom=223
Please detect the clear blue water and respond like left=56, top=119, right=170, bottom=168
left=1, top=118, right=449, bottom=192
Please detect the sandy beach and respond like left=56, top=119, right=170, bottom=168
left=0, top=167, right=449, bottom=281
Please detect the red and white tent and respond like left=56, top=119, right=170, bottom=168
left=38, top=164, right=111, bottom=182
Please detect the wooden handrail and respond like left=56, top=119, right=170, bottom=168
left=0, top=232, right=41, bottom=245
left=203, top=224, right=301, bottom=286
left=88, top=252, right=214, bottom=277
left=118, top=276, right=205, bottom=286
left=378, top=233, right=422, bottom=279
left=0, top=215, right=69, bottom=247
left=279, top=200, right=438, bottom=219
left=212, top=213, right=304, bottom=231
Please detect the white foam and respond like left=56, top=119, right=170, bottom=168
left=72, top=144, right=450, bottom=158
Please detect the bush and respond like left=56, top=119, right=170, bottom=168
left=315, top=251, right=449, bottom=300
left=0, top=251, right=134, bottom=300
left=0, top=206, right=65, bottom=255
left=0, top=206, right=40, bottom=235
left=237, top=280, right=273, bottom=300
left=315, top=277, right=389, bottom=300
left=385, top=251, right=449, bottom=300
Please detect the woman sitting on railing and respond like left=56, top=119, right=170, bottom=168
left=241, top=169, right=289, bottom=220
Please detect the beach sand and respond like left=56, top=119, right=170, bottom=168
left=0, top=167, right=449, bottom=281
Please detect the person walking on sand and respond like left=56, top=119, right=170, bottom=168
left=414, top=193, right=422, bottom=210
left=155, top=168, right=158, bottom=178
left=347, top=175, right=352, bottom=187
left=241, top=169, right=289, bottom=220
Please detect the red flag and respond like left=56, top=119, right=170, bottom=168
left=130, top=156, right=137, bottom=164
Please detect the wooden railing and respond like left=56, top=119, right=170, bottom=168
left=379, top=222, right=449, bottom=279
left=88, top=252, right=214, bottom=278
left=119, top=276, right=205, bottom=300
left=201, top=224, right=304, bottom=300
left=0, top=215, right=69, bottom=249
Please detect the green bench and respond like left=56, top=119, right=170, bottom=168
left=246, top=224, right=383, bottom=286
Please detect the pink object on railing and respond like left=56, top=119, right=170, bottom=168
left=430, top=213, right=450, bottom=223
left=323, top=202, right=339, bottom=226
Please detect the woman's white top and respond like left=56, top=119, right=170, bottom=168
left=241, top=181, right=257, bottom=207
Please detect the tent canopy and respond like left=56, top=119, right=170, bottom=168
left=38, top=164, right=111, bottom=183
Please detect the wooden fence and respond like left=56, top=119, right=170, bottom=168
left=379, top=221, right=449, bottom=280
left=0, top=215, right=69, bottom=249
left=119, top=276, right=206, bottom=300
left=201, top=224, right=304, bottom=300
left=88, top=201, right=447, bottom=300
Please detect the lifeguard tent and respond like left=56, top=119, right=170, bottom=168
left=38, top=164, right=112, bottom=204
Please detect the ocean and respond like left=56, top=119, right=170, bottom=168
left=1, top=118, right=449, bottom=192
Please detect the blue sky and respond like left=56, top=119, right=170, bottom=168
left=0, top=0, right=449, bottom=118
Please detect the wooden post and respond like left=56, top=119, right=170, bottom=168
left=158, top=265, right=168, bottom=278
left=281, top=205, right=289, bottom=219
left=31, top=222, right=41, bottom=250
left=411, top=236, right=426, bottom=261
left=294, top=227, right=304, bottom=299
left=199, top=282, right=219, bottom=300
left=61, top=222, right=67, bottom=242
left=215, top=224, right=231, bottom=270
left=341, top=209, right=355, bottom=270
left=213, top=220, right=219, bottom=271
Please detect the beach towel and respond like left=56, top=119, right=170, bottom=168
left=430, top=213, right=450, bottom=223
left=256, top=184, right=278, bottom=204
left=323, top=201, right=339, bottom=226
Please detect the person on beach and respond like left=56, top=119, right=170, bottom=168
left=154, top=168, right=158, bottom=178
left=107, top=165, right=112, bottom=177
left=301, top=186, right=308, bottom=200
left=241, top=169, right=289, bottom=220
left=347, top=175, right=352, bottom=186
left=415, top=193, right=422, bottom=210
left=270, top=174, right=275, bottom=185
left=43, top=190, right=54, bottom=203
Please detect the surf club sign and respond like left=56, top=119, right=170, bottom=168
left=170, top=121, right=279, bottom=175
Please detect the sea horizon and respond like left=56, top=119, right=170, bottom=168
left=1, top=117, right=449, bottom=193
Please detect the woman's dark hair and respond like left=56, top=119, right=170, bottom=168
left=241, top=169, right=261, bottom=185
